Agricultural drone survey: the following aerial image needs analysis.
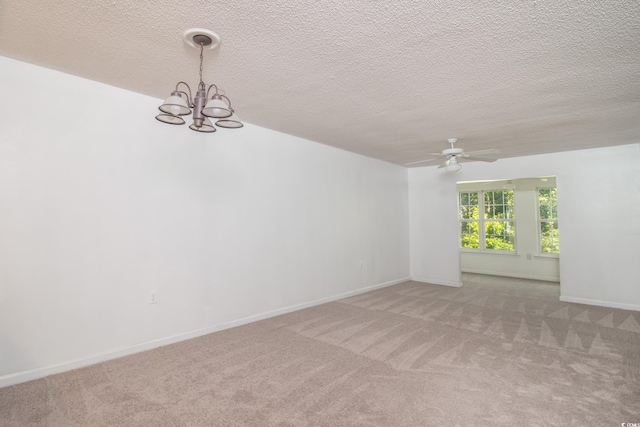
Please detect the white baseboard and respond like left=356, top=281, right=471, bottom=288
left=461, top=269, right=560, bottom=283
left=0, top=276, right=410, bottom=389
left=559, top=296, right=640, bottom=312
left=410, top=276, right=463, bottom=288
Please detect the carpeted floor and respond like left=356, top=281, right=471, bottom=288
left=1, top=274, right=639, bottom=426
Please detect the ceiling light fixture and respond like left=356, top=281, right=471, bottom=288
left=445, top=157, right=462, bottom=173
left=155, top=29, right=243, bottom=132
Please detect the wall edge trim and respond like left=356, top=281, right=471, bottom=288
left=559, top=296, right=640, bottom=312
left=461, top=269, right=560, bottom=283
left=0, top=276, right=410, bottom=389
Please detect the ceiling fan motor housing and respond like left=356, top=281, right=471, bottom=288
left=443, top=147, right=464, bottom=156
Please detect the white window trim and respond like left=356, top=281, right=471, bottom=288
left=535, top=253, right=559, bottom=259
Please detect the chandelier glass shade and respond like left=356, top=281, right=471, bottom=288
left=155, top=31, right=243, bottom=132
left=215, top=111, right=244, bottom=129
left=202, top=95, right=232, bottom=118
left=189, top=117, right=216, bottom=133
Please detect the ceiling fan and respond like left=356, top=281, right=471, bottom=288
left=405, top=138, right=500, bottom=173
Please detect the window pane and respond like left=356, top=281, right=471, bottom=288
left=541, top=236, right=559, bottom=253
left=462, top=206, right=473, bottom=220
left=461, top=220, right=479, bottom=249
left=538, top=188, right=557, bottom=220
left=458, top=193, right=466, bottom=218
left=538, top=188, right=559, bottom=253
left=484, top=190, right=513, bottom=221
left=459, top=192, right=480, bottom=221
left=484, top=220, right=515, bottom=251
left=505, top=206, right=513, bottom=219
left=540, top=220, right=559, bottom=253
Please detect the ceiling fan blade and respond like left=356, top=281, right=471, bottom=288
left=437, top=160, right=449, bottom=169
left=459, top=155, right=497, bottom=163
left=405, top=158, right=440, bottom=166
left=464, top=148, right=500, bottom=156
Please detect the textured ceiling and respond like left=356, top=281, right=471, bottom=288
left=1, top=1, right=639, bottom=166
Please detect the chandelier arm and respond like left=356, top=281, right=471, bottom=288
left=175, top=82, right=193, bottom=103
left=220, top=94, right=232, bottom=108
left=205, top=84, right=220, bottom=99
left=177, top=91, right=194, bottom=108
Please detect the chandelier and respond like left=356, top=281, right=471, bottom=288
left=155, top=29, right=243, bottom=133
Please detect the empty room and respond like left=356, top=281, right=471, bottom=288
left=1, top=1, right=639, bottom=425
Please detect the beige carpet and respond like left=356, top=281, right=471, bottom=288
left=1, top=274, right=639, bottom=426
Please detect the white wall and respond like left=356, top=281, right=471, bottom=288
left=0, top=56, right=410, bottom=385
left=408, top=170, right=463, bottom=287
left=458, top=177, right=560, bottom=282
left=409, top=143, right=640, bottom=310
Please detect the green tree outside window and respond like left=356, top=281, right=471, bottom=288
left=538, top=188, right=559, bottom=253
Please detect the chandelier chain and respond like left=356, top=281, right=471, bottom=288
left=199, top=43, right=204, bottom=85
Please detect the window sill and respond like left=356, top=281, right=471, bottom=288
left=535, top=253, right=559, bottom=259
left=460, top=249, right=519, bottom=256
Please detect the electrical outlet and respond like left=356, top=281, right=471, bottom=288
left=149, top=290, right=158, bottom=304
left=359, top=261, right=363, bottom=269
left=526, top=254, right=532, bottom=260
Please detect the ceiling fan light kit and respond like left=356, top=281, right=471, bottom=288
left=444, top=157, right=462, bottom=173
left=155, top=28, right=243, bottom=132
left=406, top=137, right=499, bottom=173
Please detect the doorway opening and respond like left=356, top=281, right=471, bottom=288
left=456, top=176, right=559, bottom=283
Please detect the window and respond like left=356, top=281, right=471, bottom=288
left=458, top=190, right=515, bottom=252
left=459, top=192, right=479, bottom=249
left=483, top=190, right=515, bottom=251
left=538, top=188, right=559, bottom=253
